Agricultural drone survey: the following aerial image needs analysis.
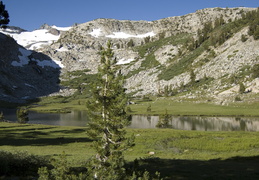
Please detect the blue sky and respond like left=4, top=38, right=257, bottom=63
left=3, top=0, right=259, bottom=31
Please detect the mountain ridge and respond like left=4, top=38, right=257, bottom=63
left=0, top=7, right=259, bottom=105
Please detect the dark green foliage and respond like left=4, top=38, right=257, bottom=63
left=86, top=41, right=135, bottom=179
left=235, top=96, right=242, bottom=101
left=127, top=39, right=134, bottom=48
left=247, top=8, right=259, bottom=40
left=164, top=85, right=169, bottom=97
left=126, top=106, right=133, bottom=113
left=163, top=85, right=176, bottom=97
left=251, top=63, right=259, bottom=78
left=146, top=104, right=152, bottom=112
left=190, top=69, right=196, bottom=84
left=144, top=36, right=150, bottom=44
left=38, top=152, right=87, bottom=180
left=156, top=109, right=171, bottom=128
left=241, top=34, right=248, bottom=42
left=16, top=107, right=29, bottom=123
left=0, top=150, right=48, bottom=177
left=0, top=1, right=9, bottom=28
left=239, top=82, right=246, bottom=94
left=0, top=111, right=4, bottom=121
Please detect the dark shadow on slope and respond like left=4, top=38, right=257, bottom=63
left=0, top=33, right=62, bottom=106
left=134, top=156, right=259, bottom=180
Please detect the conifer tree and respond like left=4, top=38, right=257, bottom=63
left=0, top=1, right=9, bottom=28
left=16, top=107, right=29, bottom=123
left=86, top=41, right=134, bottom=179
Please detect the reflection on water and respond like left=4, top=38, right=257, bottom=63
left=1, top=108, right=259, bottom=131
left=0, top=109, right=89, bottom=127
left=128, top=115, right=259, bottom=131
left=29, top=111, right=89, bottom=126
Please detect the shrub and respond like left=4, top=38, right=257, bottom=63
left=38, top=152, right=87, bottom=180
left=146, top=104, right=152, bottom=112
left=239, top=82, right=246, bottom=94
left=16, top=107, right=29, bottom=123
left=0, top=150, right=48, bottom=177
left=251, top=64, right=259, bottom=78
left=241, top=34, right=248, bottom=42
left=0, top=112, right=4, bottom=121
left=235, top=96, right=242, bottom=101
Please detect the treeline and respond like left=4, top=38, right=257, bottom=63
left=246, top=8, right=259, bottom=40
left=188, top=8, right=259, bottom=50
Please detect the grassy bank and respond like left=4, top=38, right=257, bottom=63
left=1, top=122, right=259, bottom=179
left=30, top=95, right=259, bottom=117
left=128, top=98, right=259, bottom=116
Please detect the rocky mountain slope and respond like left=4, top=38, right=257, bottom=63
left=1, top=7, right=259, bottom=104
left=0, top=32, right=61, bottom=103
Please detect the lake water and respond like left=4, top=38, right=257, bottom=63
left=1, top=109, right=259, bottom=131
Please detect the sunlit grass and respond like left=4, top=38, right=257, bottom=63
left=1, top=122, right=259, bottom=165
left=128, top=97, right=259, bottom=116
left=2, top=122, right=259, bottom=179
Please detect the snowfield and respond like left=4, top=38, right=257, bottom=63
left=106, top=31, right=155, bottom=39
left=0, top=26, right=71, bottom=50
left=89, top=28, right=155, bottom=39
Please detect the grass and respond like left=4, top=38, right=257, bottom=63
left=128, top=97, right=259, bottom=117
left=1, top=122, right=259, bottom=179
left=30, top=95, right=259, bottom=117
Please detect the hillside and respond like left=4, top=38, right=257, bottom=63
left=0, top=32, right=61, bottom=104
left=1, top=7, right=259, bottom=105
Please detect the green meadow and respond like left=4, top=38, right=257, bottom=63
left=128, top=98, right=259, bottom=116
left=1, top=122, right=259, bottom=179
left=31, top=95, right=259, bottom=117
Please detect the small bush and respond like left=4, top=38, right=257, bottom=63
left=241, top=34, right=248, bottom=42
left=239, top=82, right=246, bottom=94
left=0, top=111, right=4, bottom=121
left=235, top=96, right=242, bottom=101
left=126, top=106, right=133, bottom=113
left=38, top=152, right=87, bottom=180
left=146, top=104, right=152, bottom=112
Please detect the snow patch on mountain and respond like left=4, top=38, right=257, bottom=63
left=56, top=47, right=69, bottom=52
left=51, top=25, right=71, bottom=31
left=11, top=47, right=63, bottom=68
left=11, top=48, right=31, bottom=67
left=88, top=28, right=155, bottom=39
left=106, top=31, right=155, bottom=39
left=89, top=28, right=102, bottom=38
left=117, top=58, right=135, bottom=65
left=33, top=59, right=64, bottom=68
left=0, top=26, right=71, bottom=50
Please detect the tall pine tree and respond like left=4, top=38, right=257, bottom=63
left=86, top=41, right=134, bottom=179
left=0, top=1, right=9, bottom=28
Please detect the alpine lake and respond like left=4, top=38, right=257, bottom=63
left=2, top=109, right=259, bottom=132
